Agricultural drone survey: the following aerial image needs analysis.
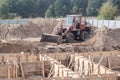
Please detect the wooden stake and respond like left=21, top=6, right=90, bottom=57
left=39, top=54, right=42, bottom=61
left=78, top=58, right=80, bottom=72
left=26, top=53, right=28, bottom=61
left=62, top=70, right=64, bottom=77
left=16, top=65, right=18, bottom=79
left=105, top=67, right=107, bottom=74
left=88, top=62, right=90, bottom=75
left=67, top=71, right=69, bottom=77
left=11, top=65, right=13, bottom=78
left=17, top=55, right=20, bottom=62
left=74, top=54, right=76, bottom=72
left=98, top=65, right=100, bottom=75
left=68, top=55, right=73, bottom=68
left=58, top=66, right=60, bottom=77
left=8, top=66, right=11, bottom=79
left=2, top=56, right=5, bottom=64
left=13, top=64, right=16, bottom=78
left=93, top=56, right=103, bottom=74
left=107, top=58, right=111, bottom=69
left=19, top=63, right=25, bottom=78
left=92, top=62, right=94, bottom=75
left=48, top=65, right=54, bottom=78
left=42, top=61, right=45, bottom=78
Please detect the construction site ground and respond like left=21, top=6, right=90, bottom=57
left=0, top=18, right=120, bottom=80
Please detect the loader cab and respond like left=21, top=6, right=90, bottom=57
left=65, top=15, right=86, bottom=30
left=65, top=15, right=74, bottom=26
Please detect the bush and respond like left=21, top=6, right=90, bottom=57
left=98, top=1, right=118, bottom=20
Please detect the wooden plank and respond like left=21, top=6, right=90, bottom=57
left=42, top=61, right=45, bottom=78
left=19, top=63, right=25, bottom=78
left=0, top=65, right=8, bottom=78
left=42, top=55, right=79, bottom=78
left=107, top=58, right=111, bottom=69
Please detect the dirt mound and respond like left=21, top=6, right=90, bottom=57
left=99, top=27, right=120, bottom=51
left=86, top=27, right=120, bottom=51
left=0, top=18, right=64, bottom=40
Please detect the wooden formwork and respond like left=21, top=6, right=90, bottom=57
left=69, top=54, right=116, bottom=75
left=0, top=65, right=8, bottom=78
left=0, top=52, right=119, bottom=80
left=21, top=61, right=51, bottom=77
left=43, top=74, right=117, bottom=80
left=38, top=54, right=118, bottom=80
left=0, top=74, right=117, bottom=80
left=0, top=61, right=51, bottom=79
left=0, top=53, right=39, bottom=62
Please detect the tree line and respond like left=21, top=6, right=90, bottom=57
left=0, top=0, right=120, bottom=19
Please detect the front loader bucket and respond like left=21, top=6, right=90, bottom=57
left=41, top=33, right=62, bottom=44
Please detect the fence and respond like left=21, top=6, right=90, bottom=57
left=0, top=18, right=120, bottom=28
left=0, top=19, right=31, bottom=24
left=86, top=19, right=120, bottom=28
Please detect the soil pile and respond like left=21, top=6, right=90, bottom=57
left=99, top=27, right=120, bottom=51
left=86, top=27, right=120, bottom=51
left=0, top=18, right=64, bottom=40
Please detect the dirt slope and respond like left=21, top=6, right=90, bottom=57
left=0, top=18, right=64, bottom=40
left=89, top=27, right=120, bottom=51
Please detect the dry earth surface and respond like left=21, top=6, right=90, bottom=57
left=0, top=18, right=120, bottom=53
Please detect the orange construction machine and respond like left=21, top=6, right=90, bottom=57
left=41, top=15, right=92, bottom=44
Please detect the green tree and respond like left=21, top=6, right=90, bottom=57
left=86, top=0, right=106, bottom=16
left=0, top=0, right=10, bottom=19
left=45, top=4, right=55, bottom=17
left=98, top=1, right=118, bottom=20
left=2, top=0, right=119, bottom=19
left=54, top=0, right=70, bottom=17
left=108, top=0, right=120, bottom=13
left=70, top=0, right=88, bottom=15
left=54, top=0, right=64, bottom=17
left=72, top=6, right=79, bottom=14
left=16, top=0, right=39, bottom=18
left=7, top=0, right=18, bottom=13
left=37, top=0, right=55, bottom=17
left=0, top=0, right=56, bottom=18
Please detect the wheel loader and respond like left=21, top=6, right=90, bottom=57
left=41, top=15, right=91, bottom=44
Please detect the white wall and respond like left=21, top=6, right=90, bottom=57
left=86, top=19, right=120, bottom=28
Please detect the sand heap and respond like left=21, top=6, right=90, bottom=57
left=89, top=27, right=120, bottom=51
left=0, top=18, right=64, bottom=40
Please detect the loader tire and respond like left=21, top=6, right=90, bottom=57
left=66, top=32, right=74, bottom=43
left=81, top=31, right=89, bottom=41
